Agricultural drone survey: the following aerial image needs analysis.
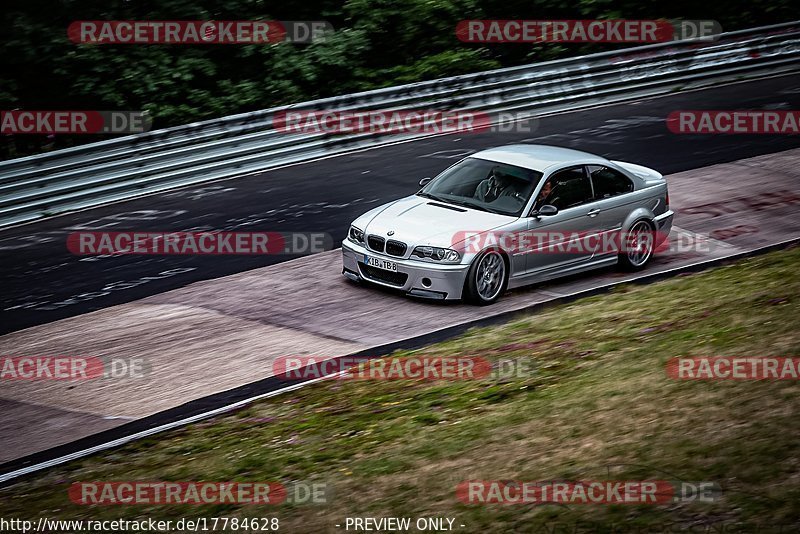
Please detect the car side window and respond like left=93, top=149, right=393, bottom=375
left=535, top=166, right=593, bottom=211
left=588, top=165, right=633, bottom=200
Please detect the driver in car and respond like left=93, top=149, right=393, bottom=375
left=536, top=179, right=561, bottom=208
left=474, top=169, right=519, bottom=203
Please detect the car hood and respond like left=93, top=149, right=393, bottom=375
left=356, top=195, right=516, bottom=250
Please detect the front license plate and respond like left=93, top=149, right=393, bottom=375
left=364, top=255, right=398, bottom=272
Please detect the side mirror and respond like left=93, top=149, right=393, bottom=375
left=531, top=204, right=558, bottom=218
left=419, top=177, right=432, bottom=187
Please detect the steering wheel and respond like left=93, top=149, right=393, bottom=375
left=486, top=171, right=500, bottom=195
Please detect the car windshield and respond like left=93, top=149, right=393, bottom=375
left=418, top=157, right=543, bottom=217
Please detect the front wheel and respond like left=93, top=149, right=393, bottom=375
left=618, top=220, right=655, bottom=271
left=465, top=249, right=508, bottom=305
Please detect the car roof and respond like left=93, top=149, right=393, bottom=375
left=470, top=144, right=610, bottom=172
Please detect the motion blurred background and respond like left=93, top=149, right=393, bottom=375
left=3, top=0, right=799, bottom=158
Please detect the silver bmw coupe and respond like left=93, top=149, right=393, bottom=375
left=342, top=144, right=673, bottom=304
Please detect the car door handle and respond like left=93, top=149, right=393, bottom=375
left=586, top=209, right=601, bottom=217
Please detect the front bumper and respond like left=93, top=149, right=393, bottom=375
left=341, top=240, right=470, bottom=300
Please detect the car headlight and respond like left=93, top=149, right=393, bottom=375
left=411, top=246, right=460, bottom=263
left=348, top=225, right=365, bottom=245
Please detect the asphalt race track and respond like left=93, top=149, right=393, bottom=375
left=1, top=74, right=800, bottom=475
left=2, top=74, right=800, bottom=335
left=1, top=145, right=800, bottom=469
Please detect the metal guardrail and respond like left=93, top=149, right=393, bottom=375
left=1, top=21, right=798, bottom=228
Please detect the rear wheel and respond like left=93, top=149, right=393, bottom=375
left=465, top=249, right=508, bottom=305
left=618, top=219, right=655, bottom=271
